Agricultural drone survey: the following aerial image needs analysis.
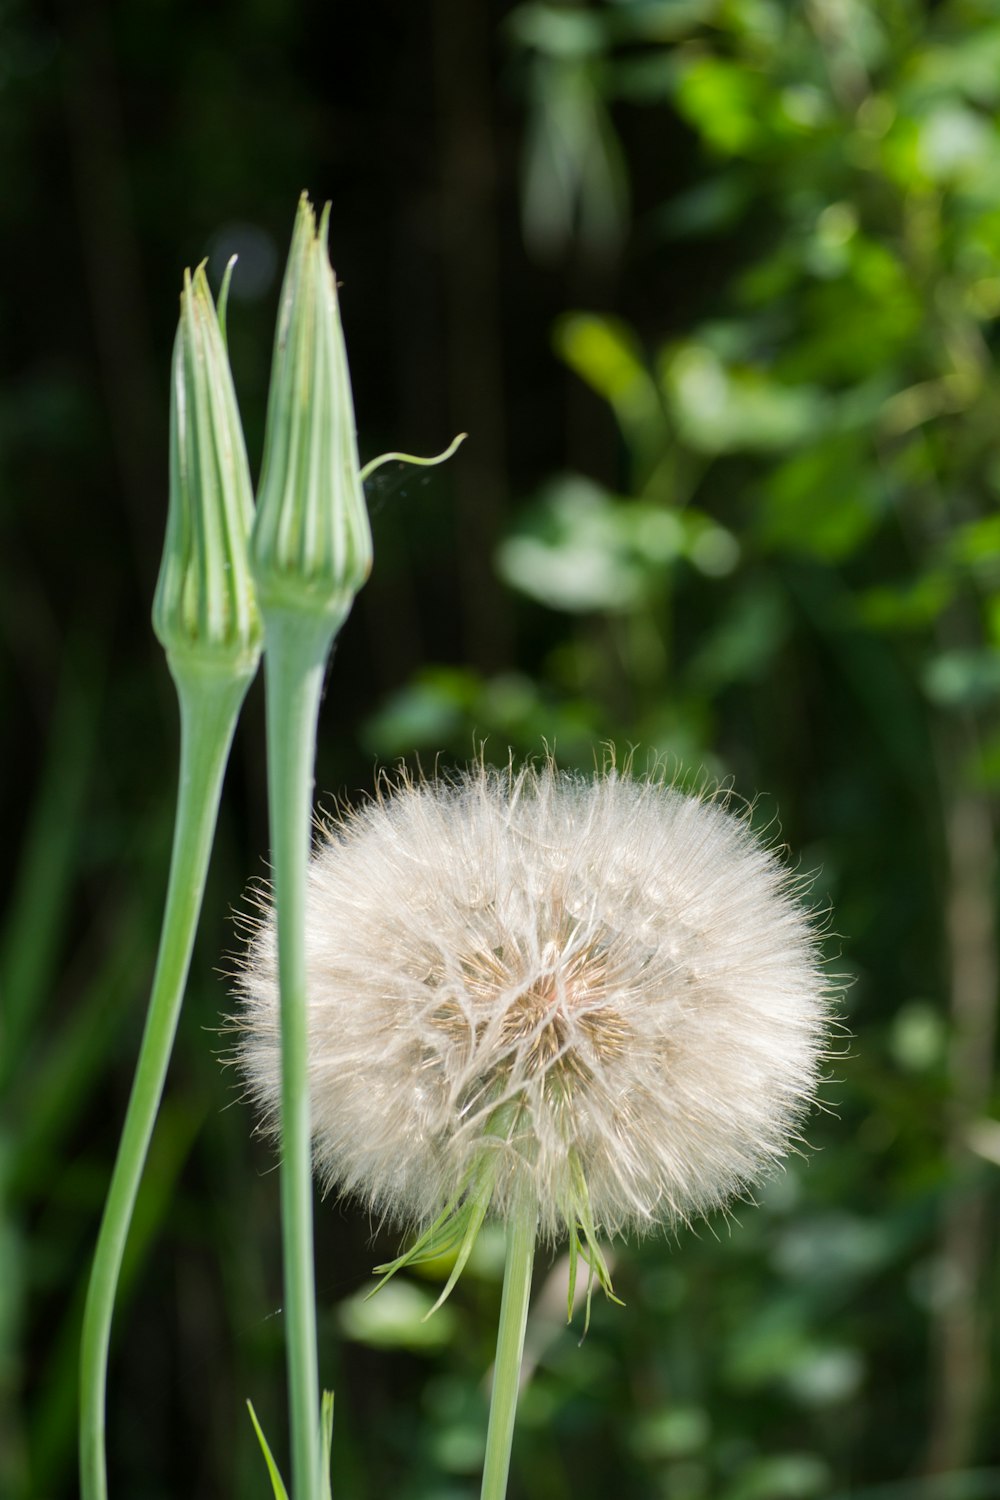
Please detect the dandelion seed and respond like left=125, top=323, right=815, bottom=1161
left=233, top=759, right=833, bottom=1287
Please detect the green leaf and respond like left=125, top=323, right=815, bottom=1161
left=246, top=1400, right=289, bottom=1500
left=320, top=1391, right=335, bottom=1500
left=924, top=648, right=1000, bottom=707
left=554, top=314, right=662, bottom=446
left=662, top=342, right=828, bottom=455
left=341, top=1279, right=458, bottom=1352
left=757, top=436, right=883, bottom=561
left=672, top=55, right=772, bottom=156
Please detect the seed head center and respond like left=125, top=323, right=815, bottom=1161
left=440, top=930, right=633, bottom=1083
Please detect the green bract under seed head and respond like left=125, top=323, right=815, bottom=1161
left=153, top=262, right=262, bottom=674
left=251, top=192, right=373, bottom=624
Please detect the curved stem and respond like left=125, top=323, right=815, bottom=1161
left=79, top=661, right=252, bottom=1500
left=480, top=1212, right=536, bottom=1500
left=263, top=606, right=341, bottom=1500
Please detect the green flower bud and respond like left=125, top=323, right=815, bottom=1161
left=252, top=193, right=373, bottom=624
left=153, top=263, right=262, bottom=675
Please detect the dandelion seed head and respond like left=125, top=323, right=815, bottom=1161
left=234, top=761, right=833, bottom=1244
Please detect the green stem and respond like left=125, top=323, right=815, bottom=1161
left=480, top=1212, right=537, bottom=1500
left=79, top=660, right=253, bottom=1500
left=263, top=606, right=341, bottom=1500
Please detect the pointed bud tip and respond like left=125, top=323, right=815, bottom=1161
left=154, top=264, right=262, bottom=675
left=251, top=196, right=372, bottom=623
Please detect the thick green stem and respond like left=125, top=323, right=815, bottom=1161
left=480, top=1212, right=536, bottom=1500
left=79, top=661, right=252, bottom=1500
left=263, top=606, right=341, bottom=1500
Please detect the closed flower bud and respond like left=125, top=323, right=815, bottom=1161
left=153, top=264, right=262, bottom=673
left=251, top=193, right=372, bottom=623
left=234, top=761, right=834, bottom=1298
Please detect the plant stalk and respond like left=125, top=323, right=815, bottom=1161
left=79, top=662, right=252, bottom=1500
left=480, top=1211, right=536, bottom=1500
left=262, top=606, right=342, bottom=1500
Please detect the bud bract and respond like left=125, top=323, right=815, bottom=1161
left=252, top=194, right=372, bottom=624
left=153, top=263, right=262, bottom=674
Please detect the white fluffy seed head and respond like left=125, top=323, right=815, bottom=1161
left=233, top=761, right=834, bottom=1244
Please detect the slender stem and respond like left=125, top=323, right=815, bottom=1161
left=480, top=1212, right=536, bottom=1500
left=79, top=661, right=252, bottom=1500
left=263, top=606, right=340, bottom=1500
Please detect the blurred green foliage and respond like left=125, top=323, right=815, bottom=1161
left=4, top=0, right=1000, bottom=1497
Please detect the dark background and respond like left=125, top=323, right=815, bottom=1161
left=4, top=1, right=1000, bottom=1497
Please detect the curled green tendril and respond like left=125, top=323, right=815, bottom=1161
left=359, top=431, right=467, bottom=484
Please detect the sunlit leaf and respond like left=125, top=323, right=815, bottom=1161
left=340, top=1280, right=458, bottom=1352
